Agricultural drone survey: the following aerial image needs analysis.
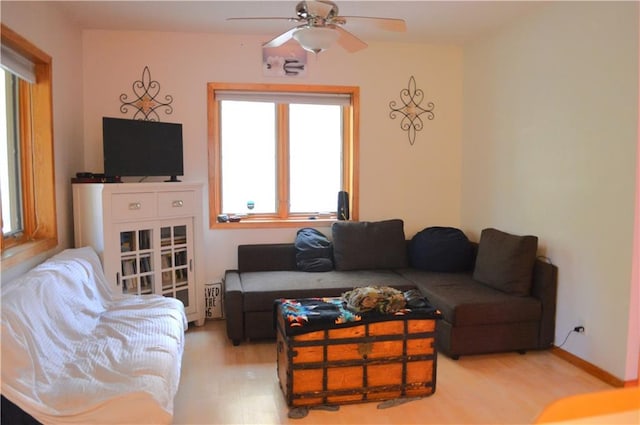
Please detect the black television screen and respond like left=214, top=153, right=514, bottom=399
left=103, top=117, right=184, bottom=181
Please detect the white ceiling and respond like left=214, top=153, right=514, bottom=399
left=53, top=1, right=545, bottom=45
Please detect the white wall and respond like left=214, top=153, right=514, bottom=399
left=0, top=1, right=84, bottom=283
left=80, top=30, right=463, bottom=286
left=461, top=2, right=639, bottom=380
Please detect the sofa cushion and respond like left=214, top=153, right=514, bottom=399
left=409, top=226, right=474, bottom=272
left=240, top=269, right=416, bottom=312
left=332, top=219, right=408, bottom=271
left=397, top=268, right=541, bottom=326
left=472, top=228, right=538, bottom=296
left=238, top=244, right=297, bottom=272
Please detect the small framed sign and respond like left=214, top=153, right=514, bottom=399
left=204, top=282, right=223, bottom=319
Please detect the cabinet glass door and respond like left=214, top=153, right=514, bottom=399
left=160, top=222, right=192, bottom=309
left=119, top=228, right=155, bottom=295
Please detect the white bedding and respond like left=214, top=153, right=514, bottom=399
left=1, top=247, right=187, bottom=424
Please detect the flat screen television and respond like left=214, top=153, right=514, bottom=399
left=103, top=117, right=184, bottom=182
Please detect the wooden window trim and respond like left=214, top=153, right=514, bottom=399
left=1, top=24, right=57, bottom=269
left=207, top=82, right=359, bottom=229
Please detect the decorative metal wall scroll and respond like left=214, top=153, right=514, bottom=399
left=389, top=76, right=435, bottom=145
left=120, top=66, right=173, bottom=121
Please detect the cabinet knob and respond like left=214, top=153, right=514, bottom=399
left=128, top=202, right=142, bottom=210
left=172, top=200, right=184, bottom=208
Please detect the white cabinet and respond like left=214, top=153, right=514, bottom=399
left=73, top=182, right=205, bottom=325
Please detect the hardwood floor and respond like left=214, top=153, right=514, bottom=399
left=173, top=320, right=613, bottom=424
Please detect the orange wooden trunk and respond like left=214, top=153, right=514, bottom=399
left=276, top=305, right=437, bottom=407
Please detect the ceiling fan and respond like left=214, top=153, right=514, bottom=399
left=227, top=0, right=406, bottom=54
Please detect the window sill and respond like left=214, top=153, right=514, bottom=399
left=211, top=217, right=338, bottom=230
left=1, top=237, right=57, bottom=270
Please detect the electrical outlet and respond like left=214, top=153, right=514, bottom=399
left=573, top=325, right=585, bottom=334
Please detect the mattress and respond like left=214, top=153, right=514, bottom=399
left=1, top=247, right=187, bottom=424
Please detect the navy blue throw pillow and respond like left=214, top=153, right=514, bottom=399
left=295, top=228, right=333, bottom=272
left=409, top=226, right=473, bottom=272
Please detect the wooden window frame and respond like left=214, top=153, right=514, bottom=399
left=1, top=24, right=57, bottom=268
left=207, top=82, right=359, bottom=229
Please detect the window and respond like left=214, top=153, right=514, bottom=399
left=1, top=70, right=24, bottom=240
left=207, top=83, right=359, bottom=228
left=1, top=24, right=57, bottom=267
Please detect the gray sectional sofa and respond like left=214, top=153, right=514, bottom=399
left=223, top=220, right=558, bottom=359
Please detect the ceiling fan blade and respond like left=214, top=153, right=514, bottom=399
left=329, top=24, right=367, bottom=53
left=263, top=26, right=300, bottom=48
left=339, top=16, right=407, bottom=32
left=227, top=17, right=295, bottom=22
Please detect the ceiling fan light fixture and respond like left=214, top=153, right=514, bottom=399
left=293, top=26, right=339, bottom=54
